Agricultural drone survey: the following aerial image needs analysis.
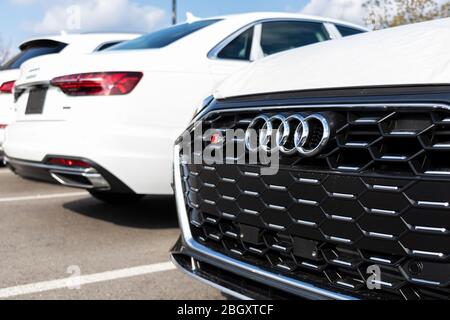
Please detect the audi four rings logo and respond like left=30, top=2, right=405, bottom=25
left=244, top=114, right=331, bottom=157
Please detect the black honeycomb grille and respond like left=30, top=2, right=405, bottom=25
left=180, top=106, right=450, bottom=300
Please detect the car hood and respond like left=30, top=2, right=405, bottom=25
left=15, top=48, right=189, bottom=87
left=214, top=18, right=450, bottom=99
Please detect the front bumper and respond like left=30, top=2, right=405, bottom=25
left=170, top=145, right=357, bottom=301
left=5, top=156, right=133, bottom=193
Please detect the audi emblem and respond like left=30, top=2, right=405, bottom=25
left=244, top=113, right=331, bottom=157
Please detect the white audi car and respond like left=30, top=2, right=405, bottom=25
left=0, top=33, right=140, bottom=163
left=4, top=12, right=367, bottom=203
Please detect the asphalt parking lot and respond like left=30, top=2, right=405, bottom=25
left=0, top=167, right=223, bottom=300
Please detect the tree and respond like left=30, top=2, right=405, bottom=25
left=440, top=1, right=450, bottom=16
left=363, top=0, right=450, bottom=30
left=0, top=36, right=11, bottom=66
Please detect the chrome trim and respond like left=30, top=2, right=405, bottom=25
left=338, top=166, right=360, bottom=171
left=299, top=178, right=320, bottom=185
left=244, top=113, right=331, bottom=157
left=5, top=157, right=110, bottom=190
left=193, top=103, right=450, bottom=124
left=336, top=281, right=355, bottom=289
left=370, top=208, right=397, bottom=216
left=354, top=118, right=379, bottom=124
left=269, top=185, right=287, bottom=191
left=296, top=220, right=318, bottom=227
left=346, top=142, right=368, bottom=147
left=411, top=278, right=441, bottom=286
left=243, top=209, right=259, bottom=215
left=412, top=250, right=444, bottom=258
left=389, top=131, right=417, bottom=136
left=297, top=198, right=318, bottom=206
left=268, top=224, right=286, bottom=232
left=50, top=170, right=110, bottom=190
left=173, top=144, right=358, bottom=300
left=331, top=215, right=353, bottom=222
left=370, top=257, right=392, bottom=264
left=329, top=236, right=352, bottom=244
left=368, top=232, right=395, bottom=240
left=170, top=256, right=253, bottom=301
left=425, top=171, right=450, bottom=176
left=373, top=185, right=399, bottom=191
left=381, top=155, right=407, bottom=161
left=415, top=226, right=447, bottom=233
left=333, top=259, right=352, bottom=267
left=332, top=193, right=355, bottom=200
left=417, top=201, right=450, bottom=208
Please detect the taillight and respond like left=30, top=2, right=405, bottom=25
left=0, top=124, right=7, bottom=129
left=50, top=72, right=143, bottom=96
left=47, top=157, right=92, bottom=168
left=0, top=81, right=15, bottom=94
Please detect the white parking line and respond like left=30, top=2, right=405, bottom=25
left=0, top=192, right=88, bottom=203
left=0, top=262, right=176, bottom=298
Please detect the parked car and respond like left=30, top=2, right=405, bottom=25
left=171, top=18, right=450, bottom=300
left=4, top=12, right=367, bottom=204
left=0, top=33, right=141, bottom=164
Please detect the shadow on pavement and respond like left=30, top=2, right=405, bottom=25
left=63, top=196, right=179, bottom=230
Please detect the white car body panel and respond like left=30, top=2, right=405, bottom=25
left=215, top=18, right=450, bottom=99
left=4, top=12, right=367, bottom=194
left=0, top=33, right=141, bottom=158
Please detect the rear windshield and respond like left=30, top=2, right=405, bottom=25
left=109, top=19, right=222, bottom=51
left=1, top=40, right=67, bottom=70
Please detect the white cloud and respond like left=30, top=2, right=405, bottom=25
left=31, top=0, right=166, bottom=34
left=301, top=0, right=367, bottom=25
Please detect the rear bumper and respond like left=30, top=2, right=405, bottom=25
left=5, top=156, right=134, bottom=193
left=3, top=120, right=174, bottom=195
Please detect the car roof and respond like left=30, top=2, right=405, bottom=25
left=214, top=17, right=450, bottom=99
left=211, top=12, right=368, bottom=31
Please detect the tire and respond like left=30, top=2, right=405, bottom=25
left=88, top=190, right=144, bottom=205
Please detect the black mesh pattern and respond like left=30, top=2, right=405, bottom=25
left=180, top=106, right=450, bottom=300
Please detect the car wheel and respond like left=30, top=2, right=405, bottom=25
left=88, top=190, right=144, bottom=204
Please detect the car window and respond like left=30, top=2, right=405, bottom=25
left=1, top=40, right=67, bottom=70
left=260, top=21, right=330, bottom=56
left=217, top=27, right=254, bottom=61
left=335, top=25, right=367, bottom=37
left=108, top=19, right=222, bottom=51
left=95, top=41, right=123, bottom=51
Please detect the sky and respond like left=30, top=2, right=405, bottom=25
left=0, top=0, right=373, bottom=49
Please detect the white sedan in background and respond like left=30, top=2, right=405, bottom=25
left=4, top=12, right=367, bottom=203
left=0, top=33, right=141, bottom=163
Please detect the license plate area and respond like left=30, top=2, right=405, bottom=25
left=25, top=87, right=48, bottom=115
